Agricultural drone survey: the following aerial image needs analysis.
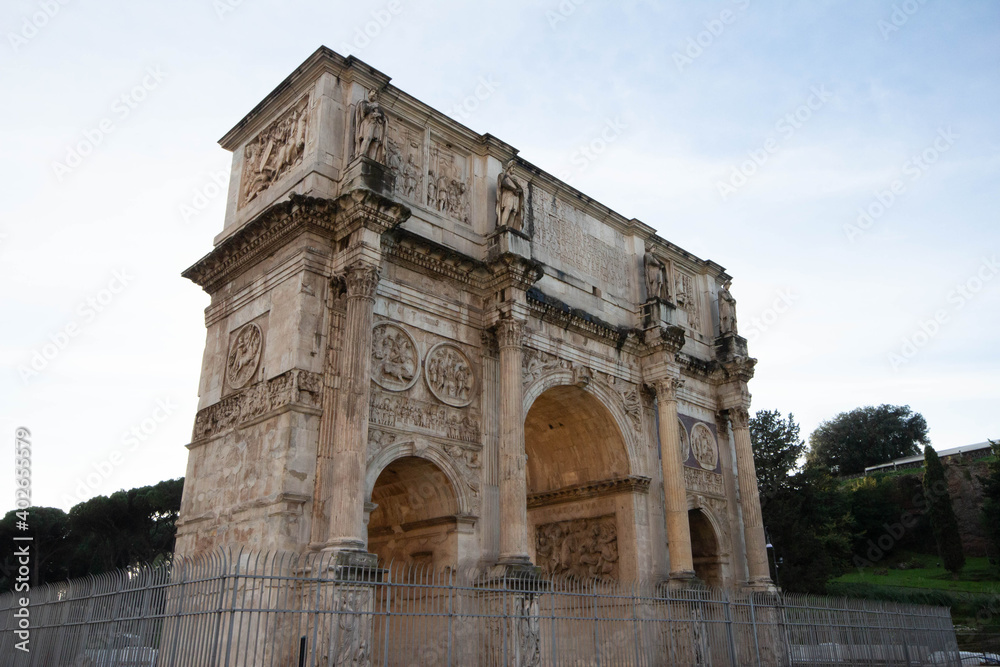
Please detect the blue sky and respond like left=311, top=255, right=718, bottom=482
left=1, top=0, right=998, bottom=512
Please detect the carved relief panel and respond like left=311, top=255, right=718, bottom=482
left=371, top=323, right=419, bottom=392
left=224, top=318, right=267, bottom=393
left=239, top=93, right=311, bottom=208
left=427, top=140, right=471, bottom=224
left=385, top=118, right=424, bottom=204
left=535, top=515, right=619, bottom=580
left=679, top=417, right=721, bottom=474
left=424, top=343, right=475, bottom=407
left=673, top=269, right=701, bottom=330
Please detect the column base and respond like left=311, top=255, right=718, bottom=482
left=484, top=559, right=544, bottom=589
left=743, top=577, right=777, bottom=593
left=666, top=570, right=697, bottom=590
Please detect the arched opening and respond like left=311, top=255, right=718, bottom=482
left=524, top=384, right=635, bottom=579
left=367, top=456, right=460, bottom=569
left=689, top=509, right=723, bottom=587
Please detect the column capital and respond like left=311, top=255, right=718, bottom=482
left=343, top=261, right=380, bottom=299
left=649, top=377, right=684, bottom=402
left=728, top=406, right=750, bottom=429
left=495, top=317, right=526, bottom=350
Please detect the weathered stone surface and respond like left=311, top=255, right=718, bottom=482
left=177, top=47, right=769, bottom=591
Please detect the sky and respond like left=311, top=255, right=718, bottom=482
left=1, top=0, right=998, bottom=514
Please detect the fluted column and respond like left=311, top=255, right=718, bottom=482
left=655, top=378, right=694, bottom=579
left=496, top=317, right=530, bottom=564
left=325, top=261, right=380, bottom=551
left=730, top=406, right=771, bottom=587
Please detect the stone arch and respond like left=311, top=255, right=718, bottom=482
left=687, top=498, right=726, bottom=588
left=523, top=372, right=647, bottom=580
left=522, top=366, right=646, bottom=479
left=366, top=439, right=477, bottom=518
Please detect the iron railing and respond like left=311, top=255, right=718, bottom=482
left=0, top=549, right=962, bottom=666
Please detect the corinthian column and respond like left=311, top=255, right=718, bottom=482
left=654, top=378, right=694, bottom=580
left=325, top=261, right=380, bottom=551
left=496, top=317, right=530, bottom=564
left=730, top=406, right=771, bottom=587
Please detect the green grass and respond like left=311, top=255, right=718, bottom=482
left=832, top=553, right=1000, bottom=594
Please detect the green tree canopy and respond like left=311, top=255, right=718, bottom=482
left=750, top=410, right=806, bottom=509
left=0, top=478, right=183, bottom=591
left=806, top=404, right=929, bottom=475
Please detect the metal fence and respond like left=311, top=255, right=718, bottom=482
left=0, top=549, right=961, bottom=666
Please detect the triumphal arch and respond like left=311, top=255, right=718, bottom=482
left=176, top=47, right=771, bottom=590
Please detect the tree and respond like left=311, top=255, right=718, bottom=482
left=978, top=439, right=1000, bottom=568
left=0, top=507, right=73, bottom=590
left=750, top=410, right=806, bottom=509
left=923, top=446, right=964, bottom=574
left=806, top=404, right=929, bottom=475
left=762, top=467, right=857, bottom=593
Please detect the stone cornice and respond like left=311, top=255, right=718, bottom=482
left=678, top=353, right=717, bottom=380
left=183, top=191, right=409, bottom=294
left=714, top=355, right=757, bottom=385
left=383, top=229, right=489, bottom=289
left=526, top=288, right=639, bottom=353
left=637, top=324, right=686, bottom=357
left=527, top=476, right=651, bottom=509
left=486, top=253, right=544, bottom=293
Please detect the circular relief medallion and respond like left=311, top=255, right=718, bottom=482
left=424, top=342, right=475, bottom=407
left=691, top=423, right=719, bottom=471
left=678, top=420, right=691, bottom=462
left=226, top=323, right=263, bottom=389
left=371, top=323, right=419, bottom=392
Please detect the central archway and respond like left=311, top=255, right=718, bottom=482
left=524, top=384, right=641, bottom=580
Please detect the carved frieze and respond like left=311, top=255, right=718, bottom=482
left=226, top=322, right=264, bottom=389
left=371, top=323, right=419, bottom=392
left=369, top=389, right=480, bottom=443
left=674, top=270, right=700, bottom=328
left=427, top=142, right=470, bottom=223
left=239, top=93, right=310, bottom=207
left=684, top=467, right=725, bottom=497
left=535, top=515, right=619, bottom=580
left=691, top=423, right=719, bottom=471
left=424, top=343, right=475, bottom=407
left=385, top=120, right=423, bottom=203
left=193, top=369, right=322, bottom=441
left=522, top=347, right=569, bottom=384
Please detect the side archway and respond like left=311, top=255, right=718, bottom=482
left=365, top=441, right=477, bottom=569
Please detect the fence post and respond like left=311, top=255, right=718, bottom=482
left=592, top=579, right=601, bottom=667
